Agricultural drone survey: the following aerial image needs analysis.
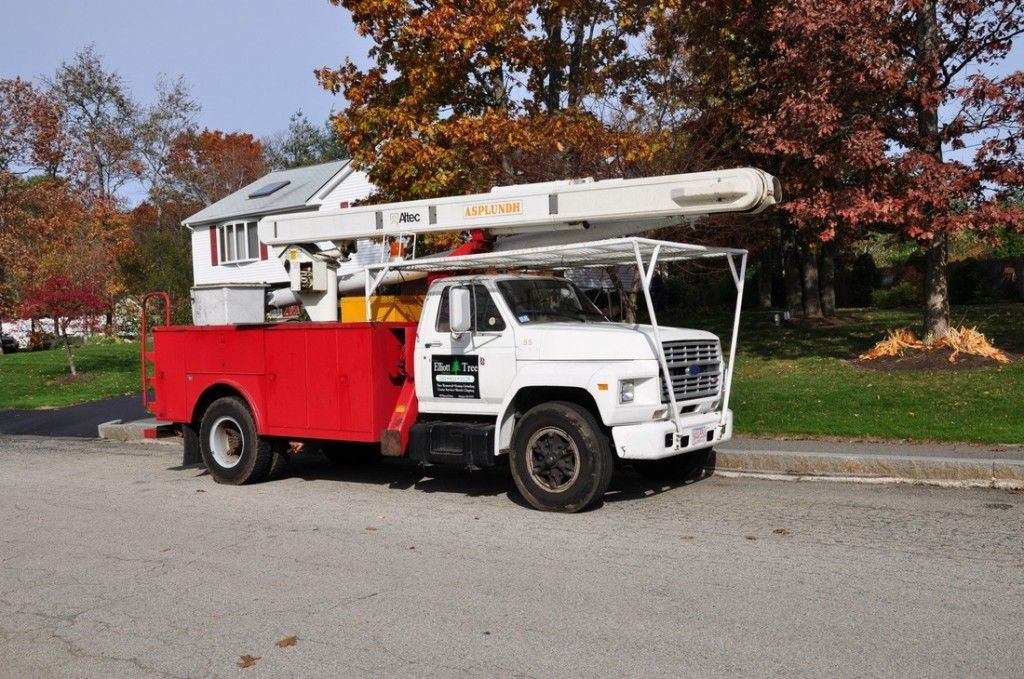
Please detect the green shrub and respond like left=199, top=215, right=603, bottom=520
left=28, top=331, right=54, bottom=351
left=949, top=258, right=989, bottom=304
left=871, top=281, right=920, bottom=309
left=86, top=334, right=131, bottom=346
left=848, top=252, right=878, bottom=307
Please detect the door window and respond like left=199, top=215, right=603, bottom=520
left=436, top=284, right=506, bottom=332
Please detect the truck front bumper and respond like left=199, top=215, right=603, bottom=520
left=611, top=410, right=733, bottom=460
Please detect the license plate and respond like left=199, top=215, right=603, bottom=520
left=691, top=426, right=707, bottom=445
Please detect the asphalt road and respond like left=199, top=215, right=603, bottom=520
left=1, top=436, right=1021, bottom=678
left=0, top=395, right=148, bottom=437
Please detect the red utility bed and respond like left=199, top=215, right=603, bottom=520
left=147, top=322, right=417, bottom=443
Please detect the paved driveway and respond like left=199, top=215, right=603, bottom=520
left=1, top=436, right=1021, bottom=677
left=0, top=394, right=147, bottom=437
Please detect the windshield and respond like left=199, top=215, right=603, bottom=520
left=497, top=278, right=607, bottom=324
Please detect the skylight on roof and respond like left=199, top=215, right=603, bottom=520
left=248, top=180, right=291, bottom=199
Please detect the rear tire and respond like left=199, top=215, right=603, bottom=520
left=199, top=396, right=274, bottom=485
left=632, top=447, right=712, bottom=484
left=510, top=401, right=613, bottom=513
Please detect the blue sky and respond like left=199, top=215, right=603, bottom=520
left=0, top=0, right=370, bottom=138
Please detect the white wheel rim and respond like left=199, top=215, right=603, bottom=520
left=209, top=416, right=244, bottom=469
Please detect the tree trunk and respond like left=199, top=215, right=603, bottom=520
left=62, top=325, right=76, bottom=375
left=757, top=248, right=773, bottom=309
left=916, top=0, right=950, bottom=340
left=625, top=271, right=641, bottom=324
left=783, top=228, right=803, bottom=318
left=923, top=232, right=950, bottom=341
left=801, top=240, right=823, bottom=319
left=820, top=241, right=836, bottom=317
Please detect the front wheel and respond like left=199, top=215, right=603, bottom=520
left=510, top=401, right=613, bottom=513
left=199, top=396, right=274, bottom=484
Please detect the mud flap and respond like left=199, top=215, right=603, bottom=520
left=182, top=423, right=201, bottom=466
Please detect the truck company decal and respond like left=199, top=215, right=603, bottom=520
left=463, top=200, right=523, bottom=219
left=387, top=209, right=425, bottom=225
left=431, top=354, right=480, bottom=399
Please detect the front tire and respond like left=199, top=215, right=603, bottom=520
left=199, top=396, right=274, bottom=485
left=510, top=401, right=613, bottom=513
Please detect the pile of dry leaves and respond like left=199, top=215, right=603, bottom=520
left=859, top=326, right=1011, bottom=365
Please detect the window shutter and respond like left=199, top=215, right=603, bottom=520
left=260, top=242, right=269, bottom=260
left=209, top=227, right=218, bottom=266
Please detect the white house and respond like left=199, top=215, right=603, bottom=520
left=184, top=160, right=380, bottom=288
left=183, top=160, right=635, bottom=321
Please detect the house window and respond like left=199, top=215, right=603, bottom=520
left=217, top=222, right=260, bottom=263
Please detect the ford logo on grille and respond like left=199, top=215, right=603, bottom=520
left=687, top=365, right=702, bottom=376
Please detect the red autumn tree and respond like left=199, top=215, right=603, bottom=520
left=162, top=129, right=268, bottom=208
left=1, top=175, right=130, bottom=340
left=653, top=0, right=1024, bottom=335
left=0, top=78, right=66, bottom=177
left=646, top=0, right=899, bottom=318
left=21, top=275, right=107, bottom=375
left=889, top=0, right=1024, bottom=340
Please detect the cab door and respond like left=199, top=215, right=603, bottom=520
left=415, top=282, right=516, bottom=415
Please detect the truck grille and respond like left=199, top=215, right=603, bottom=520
left=660, top=340, right=722, bottom=403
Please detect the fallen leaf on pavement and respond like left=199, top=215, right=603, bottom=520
left=365, top=526, right=377, bottom=531
left=195, top=489, right=206, bottom=493
left=773, top=528, right=791, bottom=536
left=744, top=534, right=757, bottom=541
left=238, top=655, right=260, bottom=668
left=276, top=635, right=298, bottom=648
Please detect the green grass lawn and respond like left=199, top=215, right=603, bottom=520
left=670, top=303, right=1024, bottom=445
left=0, top=343, right=140, bottom=409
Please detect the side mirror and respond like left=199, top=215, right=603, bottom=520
left=450, top=286, right=472, bottom=335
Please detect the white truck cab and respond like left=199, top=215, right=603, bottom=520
left=416, top=273, right=730, bottom=458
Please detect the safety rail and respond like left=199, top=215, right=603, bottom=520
left=140, top=292, right=171, bottom=412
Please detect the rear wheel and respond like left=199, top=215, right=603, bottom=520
left=510, top=401, right=613, bottom=513
left=632, top=448, right=712, bottom=484
left=199, top=396, right=274, bottom=484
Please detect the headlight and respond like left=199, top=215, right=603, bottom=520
left=619, top=380, right=636, bottom=404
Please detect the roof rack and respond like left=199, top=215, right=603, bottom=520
left=364, top=236, right=748, bottom=437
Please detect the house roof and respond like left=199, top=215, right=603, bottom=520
left=183, top=160, right=350, bottom=227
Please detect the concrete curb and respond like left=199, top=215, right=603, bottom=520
left=96, top=417, right=1024, bottom=490
left=97, top=418, right=174, bottom=442
left=711, top=448, right=1024, bottom=489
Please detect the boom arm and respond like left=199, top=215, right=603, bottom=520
left=258, top=168, right=781, bottom=251
left=258, top=168, right=781, bottom=321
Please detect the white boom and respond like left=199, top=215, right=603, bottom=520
left=260, top=167, right=780, bottom=321
left=258, top=167, right=781, bottom=251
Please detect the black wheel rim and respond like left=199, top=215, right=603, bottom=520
left=526, top=426, right=580, bottom=492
